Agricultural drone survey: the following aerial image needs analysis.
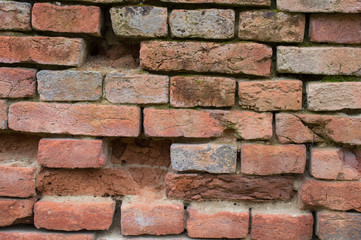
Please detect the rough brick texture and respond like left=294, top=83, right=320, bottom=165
left=38, top=138, right=108, bottom=168
left=171, top=143, right=237, bottom=173
left=170, top=9, right=235, bottom=39
left=165, top=172, right=294, bottom=201
left=0, top=1, right=31, bottom=31
left=0, top=198, right=35, bottom=227
left=0, top=166, right=35, bottom=197
left=241, top=144, right=306, bottom=175
left=140, top=41, right=272, bottom=76
left=170, top=76, right=235, bottom=107
left=239, top=11, right=305, bottom=42
left=0, top=36, right=87, bottom=67
left=121, top=198, right=184, bottom=235
left=9, top=102, right=140, bottom=137
left=277, top=47, right=361, bottom=76
left=0, top=68, right=36, bottom=98
left=144, top=108, right=272, bottom=140
left=310, top=14, right=361, bottom=44
left=0, top=231, right=95, bottom=240
left=0, top=100, right=7, bottom=129
left=32, top=3, right=102, bottom=36
left=37, top=70, right=103, bottom=101
left=110, top=6, right=168, bottom=38
left=159, top=0, right=271, bottom=6
left=105, top=73, right=169, bottom=104
left=238, top=79, right=302, bottom=111
left=277, top=0, right=361, bottom=13
left=307, top=82, right=361, bottom=111
left=34, top=197, right=115, bottom=231
left=316, top=211, right=361, bottom=240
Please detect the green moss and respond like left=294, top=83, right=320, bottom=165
left=322, top=76, right=360, bottom=82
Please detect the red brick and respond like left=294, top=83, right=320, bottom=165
left=0, top=198, right=35, bottom=227
left=310, top=14, right=361, bottom=44
left=0, top=230, right=95, bottom=240
left=0, top=68, right=36, bottom=98
left=239, top=11, right=305, bottom=43
left=276, top=113, right=361, bottom=145
left=186, top=202, right=249, bottom=238
left=32, top=3, right=102, bottom=36
left=0, top=36, right=87, bottom=67
left=159, top=0, right=270, bottom=6
left=277, top=46, right=361, bottom=76
left=121, top=198, right=184, bottom=235
left=278, top=0, right=361, bottom=13
left=34, top=197, right=115, bottom=231
left=311, top=148, right=361, bottom=181
left=140, top=41, right=272, bottom=77
left=316, top=210, right=361, bottom=240
left=170, top=76, right=235, bottom=107
left=0, top=133, right=40, bottom=164
left=0, top=165, right=35, bottom=197
left=144, top=108, right=272, bottom=140
left=9, top=102, right=140, bottom=137
left=105, top=73, right=169, bottom=104
left=38, top=138, right=108, bottom=169
left=307, top=82, right=361, bottom=111
left=252, top=213, right=313, bottom=240
left=0, top=1, right=31, bottom=31
left=241, top=144, right=306, bottom=175
left=111, top=139, right=171, bottom=167
left=298, top=179, right=361, bottom=212
left=165, top=172, right=294, bottom=201
left=238, top=79, right=302, bottom=111
left=36, top=167, right=166, bottom=196
left=0, top=100, right=7, bottom=129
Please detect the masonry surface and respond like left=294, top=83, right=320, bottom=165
left=0, top=0, right=360, bottom=239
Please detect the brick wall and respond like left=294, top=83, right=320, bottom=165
left=0, top=0, right=360, bottom=239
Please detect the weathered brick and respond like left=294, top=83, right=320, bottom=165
left=307, top=82, right=361, bottom=111
left=158, top=0, right=271, bottom=6
left=277, top=47, right=361, bottom=76
left=121, top=197, right=184, bottom=235
left=298, top=179, right=361, bottom=212
left=144, top=108, right=272, bottom=140
left=111, top=139, right=171, bottom=167
left=0, top=230, right=95, bottom=240
left=140, top=41, right=272, bottom=76
left=0, top=198, right=35, bottom=227
left=0, top=133, right=40, bottom=164
left=239, top=11, right=305, bottom=42
left=0, top=100, right=7, bottom=129
left=0, top=36, right=87, bottom=67
left=186, top=202, right=249, bottom=239
left=37, top=70, right=102, bottom=101
left=170, top=9, right=234, bottom=39
left=238, top=79, right=302, bottom=111
left=0, top=68, right=36, bottom=98
left=170, top=76, right=235, bottom=107
left=9, top=102, right=140, bottom=137
left=32, top=3, right=102, bottom=36
left=276, top=113, right=361, bottom=145
left=165, top=172, right=294, bottom=201
left=38, top=138, right=108, bottom=169
left=310, top=148, right=361, bottom=181
left=277, top=0, right=361, bottom=13
left=0, top=165, right=35, bottom=197
left=310, top=14, right=361, bottom=44
left=241, top=144, right=306, bottom=175
left=110, top=6, right=168, bottom=38
left=252, top=202, right=313, bottom=240
left=0, top=1, right=31, bottom=31
left=316, top=210, right=361, bottom=240
left=105, top=73, right=168, bottom=104
left=34, top=196, right=115, bottom=231
left=36, top=167, right=166, bottom=196
left=171, top=143, right=237, bottom=173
